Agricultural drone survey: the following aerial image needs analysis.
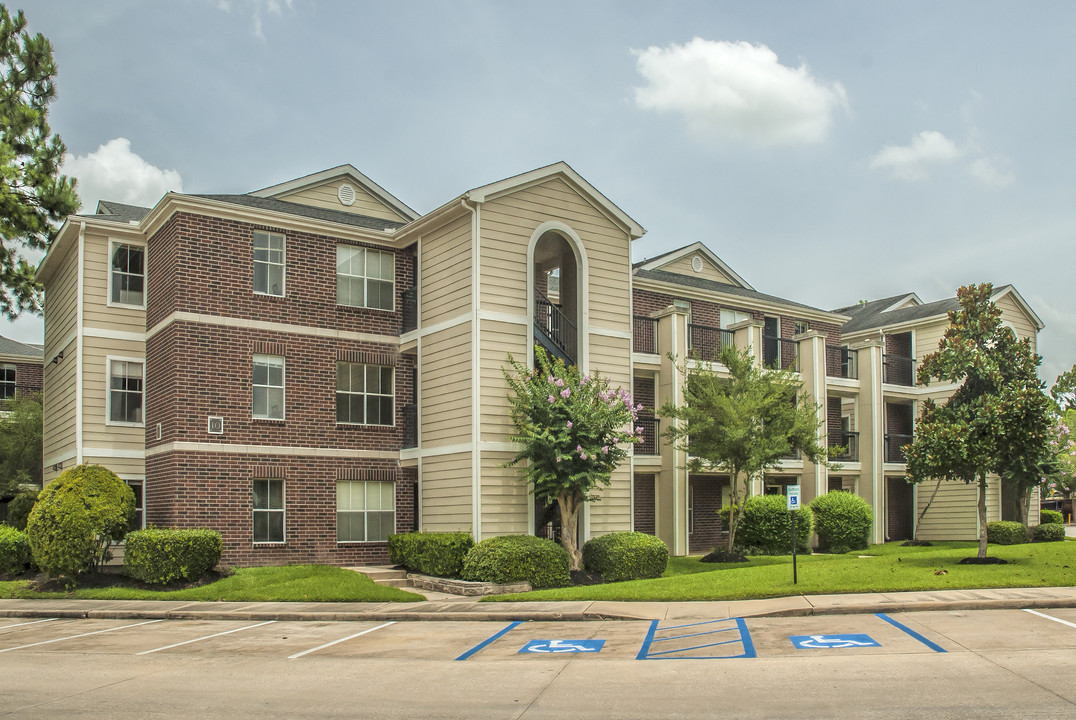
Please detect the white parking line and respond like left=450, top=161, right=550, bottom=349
left=0, top=619, right=163, bottom=653
left=288, top=621, right=396, bottom=659
left=0, top=618, right=58, bottom=631
left=137, top=620, right=278, bottom=655
left=1023, top=609, right=1076, bottom=630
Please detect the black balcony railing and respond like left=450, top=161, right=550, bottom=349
left=883, top=354, right=915, bottom=386
left=826, top=346, right=858, bottom=379
left=828, top=430, right=859, bottom=461
left=885, top=433, right=913, bottom=463
left=763, top=335, right=799, bottom=371
left=535, top=290, right=577, bottom=363
left=402, top=404, right=417, bottom=449
left=780, top=447, right=802, bottom=460
left=688, top=324, right=735, bottom=361
left=635, top=416, right=660, bottom=455
left=401, top=287, right=417, bottom=333
left=633, top=316, right=658, bottom=354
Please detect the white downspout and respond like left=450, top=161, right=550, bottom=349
left=75, top=221, right=85, bottom=465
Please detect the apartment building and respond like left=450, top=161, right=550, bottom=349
left=37, top=162, right=1043, bottom=565
left=0, top=335, right=43, bottom=407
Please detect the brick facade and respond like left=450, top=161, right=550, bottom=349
left=689, top=475, right=729, bottom=553
left=15, top=362, right=43, bottom=393
left=633, top=473, right=655, bottom=535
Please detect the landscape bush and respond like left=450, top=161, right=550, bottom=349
left=0, top=525, right=31, bottom=574
left=719, top=495, right=812, bottom=555
left=810, top=491, right=872, bottom=552
left=582, top=532, right=668, bottom=582
left=387, top=531, right=474, bottom=578
left=1040, top=509, right=1064, bottom=525
left=461, top=535, right=570, bottom=588
left=1030, top=522, right=1066, bottom=543
left=986, top=521, right=1029, bottom=545
left=26, top=464, right=135, bottom=579
left=124, top=528, right=223, bottom=585
left=4, top=490, right=38, bottom=531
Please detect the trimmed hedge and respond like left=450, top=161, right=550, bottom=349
left=719, top=495, right=813, bottom=555
left=124, top=528, right=223, bottom=585
left=387, top=532, right=474, bottom=578
left=0, top=525, right=31, bottom=575
left=1040, top=509, right=1064, bottom=525
left=582, top=532, right=669, bottom=582
left=1030, top=522, right=1066, bottom=543
left=986, top=521, right=1029, bottom=545
left=810, top=491, right=872, bottom=553
left=5, top=491, right=38, bottom=531
left=461, top=535, right=570, bottom=589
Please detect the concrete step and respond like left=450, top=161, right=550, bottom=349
left=347, top=566, right=413, bottom=588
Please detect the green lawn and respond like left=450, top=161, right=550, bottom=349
left=489, top=540, right=1076, bottom=602
left=0, top=565, right=424, bottom=603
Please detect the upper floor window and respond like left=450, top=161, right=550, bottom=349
left=253, top=354, right=285, bottom=420
left=0, top=364, right=14, bottom=399
left=336, top=362, right=394, bottom=425
left=108, top=359, right=144, bottom=425
left=794, top=320, right=810, bottom=335
left=254, top=231, right=285, bottom=296
left=110, top=243, right=145, bottom=307
left=337, top=246, right=394, bottom=310
left=720, top=309, right=750, bottom=328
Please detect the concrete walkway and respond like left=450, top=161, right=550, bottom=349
left=2, top=585, right=1076, bottom=623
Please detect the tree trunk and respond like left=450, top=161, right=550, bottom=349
left=1018, top=485, right=1031, bottom=527
left=725, top=471, right=742, bottom=554
left=977, top=473, right=989, bottom=559
left=913, top=478, right=944, bottom=541
left=556, top=492, right=583, bottom=571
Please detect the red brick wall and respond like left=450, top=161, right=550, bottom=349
left=689, top=475, right=729, bottom=553
left=827, top=397, right=843, bottom=435
left=15, top=362, right=42, bottom=393
left=633, top=473, right=655, bottom=535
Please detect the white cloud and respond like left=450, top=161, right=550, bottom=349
left=868, top=130, right=962, bottom=181
left=62, top=138, right=183, bottom=211
left=633, top=38, right=848, bottom=147
left=968, top=157, right=1015, bottom=188
left=217, top=0, right=294, bottom=41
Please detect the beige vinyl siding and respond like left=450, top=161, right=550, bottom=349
left=82, top=336, right=146, bottom=451
left=420, top=214, right=472, bottom=326
left=43, top=242, right=79, bottom=353
left=914, top=480, right=979, bottom=541
left=659, top=254, right=738, bottom=286
left=588, top=333, right=631, bottom=388
left=420, top=452, right=473, bottom=531
left=911, top=319, right=948, bottom=364
left=588, top=466, right=632, bottom=535
left=479, top=320, right=527, bottom=440
left=42, top=335, right=77, bottom=478
left=420, top=321, right=472, bottom=447
left=82, top=455, right=145, bottom=478
left=83, top=232, right=146, bottom=329
left=278, top=180, right=409, bottom=223
left=480, top=451, right=528, bottom=538
left=995, top=293, right=1038, bottom=350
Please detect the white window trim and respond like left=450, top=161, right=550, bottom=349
left=106, top=238, right=148, bottom=310
left=335, top=362, right=395, bottom=426
left=335, top=245, right=395, bottom=313
left=0, top=362, right=15, bottom=400
left=252, top=354, right=286, bottom=421
left=104, top=355, right=146, bottom=428
left=252, top=478, right=286, bottom=545
left=253, top=231, right=286, bottom=298
left=336, top=480, right=396, bottom=544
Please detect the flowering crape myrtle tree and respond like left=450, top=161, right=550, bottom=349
left=1043, top=412, right=1076, bottom=502
left=503, top=347, right=640, bottom=570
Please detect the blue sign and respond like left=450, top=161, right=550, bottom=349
left=519, top=639, right=605, bottom=654
left=789, top=634, right=879, bottom=649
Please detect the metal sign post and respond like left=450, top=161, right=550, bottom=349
left=787, top=485, right=801, bottom=585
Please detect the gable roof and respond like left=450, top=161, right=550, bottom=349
left=192, top=194, right=405, bottom=232
left=85, top=200, right=152, bottom=224
left=0, top=335, right=43, bottom=360
left=633, top=242, right=754, bottom=290
left=249, top=164, right=419, bottom=221
left=838, top=284, right=1042, bottom=334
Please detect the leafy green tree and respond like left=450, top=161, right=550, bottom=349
left=659, top=346, right=828, bottom=557
left=1044, top=411, right=1076, bottom=500
left=503, top=347, right=639, bottom=570
left=0, top=5, right=80, bottom=318
left=1050, top=365, right=1076, bottom=412
left=0, top=395, right=41, bottom=496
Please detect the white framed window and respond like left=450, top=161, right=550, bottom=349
left=253, top=355, right=285, bottom=420
left=337, top=245, right=394, bottom=310
left=794, top=320, right=809, bottom=335
left=254, top=231, right=286, bottom=296
left=126, top=479, right=145, bottom=531
left=336, top=362, right=394, bottom=425
left=253, top=479, right=285, bottom=543
left=719, top=309, right=749, bottom=329
left=108, top=241, right=146, bottom=308
left=0, top=363, right=14, bottom=400
left=337, top=481, right=395, bottom=542
left=106, top=357, right=144, bottom=426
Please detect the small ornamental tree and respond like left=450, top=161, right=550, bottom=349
left=1049, top=411, right=1076, bottom=500
left=503, top=347, right=640, bottom=570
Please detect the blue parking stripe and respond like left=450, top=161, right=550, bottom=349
left=455, top=621, right=522, bottom=661
left=637, top=617, right=756, bottom=660
left=636, top=619, right=660, bottom=660
left=653, top=626, right=740, bottom=643
left=646, top=637, right=743, bottom=657
left=875, top=613, right=946, bottom=653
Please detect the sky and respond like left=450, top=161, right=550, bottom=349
left=9, top=0, right=1076, bottom=383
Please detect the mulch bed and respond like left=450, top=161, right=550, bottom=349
left=958, top=556, right=1009, bottom=565
left=2, top=565, right=232, bottom=592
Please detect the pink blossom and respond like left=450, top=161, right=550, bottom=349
left=635, top=426, right=644, bottom=434
left=601, top=445, right=609, bottom=454
left=548, top=395, right=556, bottom=403
left=576, top=444, right=583, bottom=452
left=582, top=375, right=590, bottom=384
left=547, top=375, right=555, bottom=384
left=580, top=453, right=588, bottom=460
left=555, top=378, right=565, bottom=388
left=560, top=388, right=571, bottom=399
left=566, top=421, right=573, bottom=429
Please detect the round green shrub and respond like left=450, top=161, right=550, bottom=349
left=1040, top=509, right=1064, bottom=525
left=461, top=535, right=570, bottom=588
left=810, top=491, right=872, bottom=552
left=0, top=525, right=32, bottom=574
left=26, top=464, right=135, bottom=578
left=582, top=532, right=669, bottom=582
left=1030, top=522, right=1065, bottom=543
left=387, top=531, right=473, bottom=578
left=5, top=490, right=38, bottom=531
left=124, top=529, right=223, bottom=585
left=719, top=495, right=812, bottom=555
left=986, top=521, right=1029, bottom=545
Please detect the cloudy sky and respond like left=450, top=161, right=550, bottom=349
left=10, top=1, right=1076, bottom=382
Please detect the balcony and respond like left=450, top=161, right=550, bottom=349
left=534, top=290, right=577, bottom=364
left=884, top=433, right=912, bottom=463
left=402, top=404, right=417, bottom=449
left=635, top=416, right=660, bottom=455
left=633, top=316, right=657, bottom=354
left=826, top=346, right=858, bottom=379
left=687, top=324, right=735, bottom=362
left=401, top=287, right=417, bottom=334
left=764, top=335, right=799, bottom=371
left=828, top=430, right=859, bottom=461
left=883, top=354, right=915, bottom=386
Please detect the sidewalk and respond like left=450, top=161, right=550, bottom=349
left=2, top=585, right=1075, bottom=623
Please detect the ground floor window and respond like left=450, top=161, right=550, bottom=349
left=337, top=480, right=395, bottom=542
left=126, top=479, right=144, bottom=531
left=253, top=479, right=285, bottom=543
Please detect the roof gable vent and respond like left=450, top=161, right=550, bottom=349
left=691, top=255, right=703, bottom=273
left=337, top=183, right=356, bottom=206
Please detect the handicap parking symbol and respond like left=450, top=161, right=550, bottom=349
left=519, top=639, right=605, bottom=654
left=789, top=634, right=880, bottom=649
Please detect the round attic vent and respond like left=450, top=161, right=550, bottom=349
left=691, top=255, right=703, bottom=273
left=338, top=183, right=356, bottom=206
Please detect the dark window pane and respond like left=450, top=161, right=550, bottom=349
left=269, top=479, right=283, bottom=509
left=253, top=480, right=267, bottom=509
left=253, top=511, right=267, bottom=541
left=350, top=395, right=364, bottom=424
left=254, top=263, right=268, bottom=292
left=336, top=393, right=349, bottom=423
left=267, top=511, right=284, bottom=541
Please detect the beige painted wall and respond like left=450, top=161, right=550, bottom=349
left=278, top=179, right=409, bottom=223
left=659, top=254, right=738, bottom=286
left=479, top=319, right=527, bottom=441
left=83, top=231, right=147, bottom=329
left=82, top=336, right=146, bottom=452
left=42, top=239, right=79, bottom=481
left=995, top=293, right=1038, bottom=351
left=420, top=214, right=472, bottom=326
left=420, top=321, right=472, bottom=447
left=480, top=450, right=529, bottom=538
left=420, top=452, right=473, bottom=531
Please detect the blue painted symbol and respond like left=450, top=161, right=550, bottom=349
left=519, top=639, right=605, bottom=654
left=789, top=634, right=879, bottom=649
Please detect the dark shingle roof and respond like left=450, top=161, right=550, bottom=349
left=0, top=335, right=43, bottom=359
left=838, top=285, right=1015, bottom=334
left=193, top=195, right=406, bottom=232
left=76, top=200, right=152, bottom=224
left=634, top=268, right=838, bottom=317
